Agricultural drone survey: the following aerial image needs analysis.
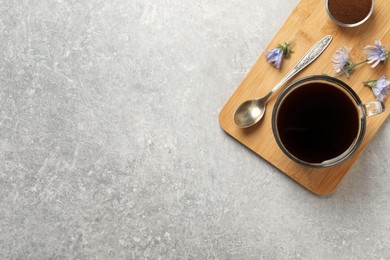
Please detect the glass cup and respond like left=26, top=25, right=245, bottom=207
left=272, top=75, right=385, bottom=168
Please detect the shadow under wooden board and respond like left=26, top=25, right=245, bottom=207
left=219, top=0, right=390, bottom=195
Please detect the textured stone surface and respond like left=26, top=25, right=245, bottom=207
left=0, top=0, right=389, bottom=259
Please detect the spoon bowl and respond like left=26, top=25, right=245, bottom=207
left=234, top=98, right=266, bottom=128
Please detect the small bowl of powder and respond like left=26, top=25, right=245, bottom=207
left=326, top=0, right=375, bottom=27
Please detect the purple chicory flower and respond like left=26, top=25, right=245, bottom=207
left=364, top=76, right=390, bottom=102
left=332, top=46, right=352, bottom=77
left=266, top=48, right=284, bottom=69
left=265, top=41, right=293, bottom=69
left=363, top=39, right=388, bottom=68
left=372, top=76, right=390, bottom=101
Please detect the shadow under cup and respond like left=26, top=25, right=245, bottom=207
left=272, top=75, right=385, bottom=168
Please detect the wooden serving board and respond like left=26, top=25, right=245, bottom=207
left=219, top=0, right=390, bottom=195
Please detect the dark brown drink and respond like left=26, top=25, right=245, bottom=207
left=276, top=82, right=360, bottom=163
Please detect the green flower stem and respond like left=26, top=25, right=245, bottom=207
left=363, top=79, right=377, bottom=88
left=385, top=49, right=390, bottom=59
left=277, top=41, right=293, bottom=59
left=363, top=77, right=390, bottom=88
left=336, top=60, right=368, bottom=78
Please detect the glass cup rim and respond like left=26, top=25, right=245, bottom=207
left=271, top=75, right=366, bottom=168
left=325, top=0, right=375, bottom=28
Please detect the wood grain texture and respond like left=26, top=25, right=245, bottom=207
left=219, top=0, right=390, bottom=195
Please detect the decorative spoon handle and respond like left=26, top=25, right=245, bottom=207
left=265, top=35, right=333, bottom=99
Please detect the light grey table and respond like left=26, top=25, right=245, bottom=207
left=1, top=0, right=389, bottom=259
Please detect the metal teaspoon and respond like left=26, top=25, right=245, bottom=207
left=233, top=35, right=333, bottom=128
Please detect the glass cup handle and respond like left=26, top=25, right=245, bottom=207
left=363, top=101, right=385, bottom=117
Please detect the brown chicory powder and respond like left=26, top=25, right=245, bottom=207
left=328, top=0, right=372, bottom=25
